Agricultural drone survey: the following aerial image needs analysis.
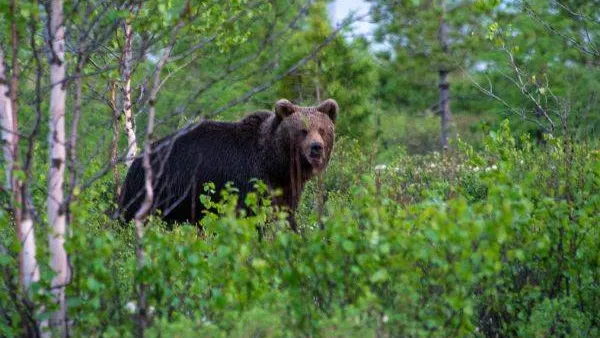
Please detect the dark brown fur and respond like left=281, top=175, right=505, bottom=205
left=118, top=99, right=338, bottom=230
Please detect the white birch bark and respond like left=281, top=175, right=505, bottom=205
left=19, top=216, right=39, bottom=288
left=0, top=49, right=16, bottom=191
left=123, top=19, right=137, bottom=167
left=47, top=0, right=69, bottom=335
left=1, top=47, right=40, bottom=293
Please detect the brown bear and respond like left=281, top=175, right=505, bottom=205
left=118, top=98, right=338, bottom=230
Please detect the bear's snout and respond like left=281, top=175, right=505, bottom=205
left=303, top=131, right=325, bottom=163
left=301, top=132, right=328, bottom=174
left=310, top=142, right=323, bottom=158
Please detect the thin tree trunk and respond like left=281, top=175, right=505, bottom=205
left=9, top=0, right=20, bottom=163
left=0, top=49, right=16, bottom=195
left=438, top=0, right=451, bottom=151
left=28, top=12, right=46, bottom=336
left=122, top=16, right=137, bottom=167
left=19, top=215, right=39, bottom=289
left=133, top=15, right=183, bottom=333
left=133, top=42, right=171, bottom=338
left=47, top=0, right=69, bottom=335
left=110, top=82, right=121, bottom=198
left=67, top=59, right=84, bottom=227
left=5, top=0, right=23, bottom=228
left=2, top=25, right=41, bottom=293
left=2, top=39, right=40, bottom=337
left=134, top=120, right=152, bottom=338
left=439, top=70, right=450, bottom=150
left=8, top=2, right=28, bottom=287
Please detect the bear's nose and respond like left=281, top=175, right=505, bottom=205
left=310, top=142, right=323, bottom=157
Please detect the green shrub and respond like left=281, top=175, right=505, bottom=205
left=1, top=123, right=598, bottom=336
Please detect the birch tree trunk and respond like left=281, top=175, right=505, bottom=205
left=122, top=17, right=137, bottom=167
left=133, top=20, right=182, bottom=333
left=9, top=0, right=20, bottom=182
left=0, top=49, right=16, bottom=193
left=134, top=110, right=152, bottom=338
left=18, top=215, right=39, bottom=290
left=1, top=44, right=40, bottom=296
left=47, top=0, right=69, bottom=335
left=438, top=0, right=451, bottom=151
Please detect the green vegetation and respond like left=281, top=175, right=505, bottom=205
left=1, top=0, right=599, bottom=336
left=3, top=124, right=599, bottom=337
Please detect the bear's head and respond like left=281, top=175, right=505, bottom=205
left=275, top=98, right=338, bottom=174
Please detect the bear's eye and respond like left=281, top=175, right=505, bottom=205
left=301, top=129, right=309, bottom=136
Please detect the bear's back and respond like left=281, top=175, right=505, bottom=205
left=120, top=111, right=274, bottom=223
left=168, top=113, right=270, bottom=184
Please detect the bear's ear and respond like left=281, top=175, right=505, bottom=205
left=275, top=99, right=297, bottom=119
left=317, top=99, right=339, bottom=123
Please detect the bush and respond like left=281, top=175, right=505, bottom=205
left=1, top=122, right=598, bottom=336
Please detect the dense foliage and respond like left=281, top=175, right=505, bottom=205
left=0, top=0, right=599, bottom=336
left=2, top=123, right=599, bottom=337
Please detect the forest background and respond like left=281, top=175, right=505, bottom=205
left=0, top=0, right=599, bottom=336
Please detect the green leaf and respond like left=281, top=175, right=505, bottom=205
left=370, top=269, right=389, bottom=283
